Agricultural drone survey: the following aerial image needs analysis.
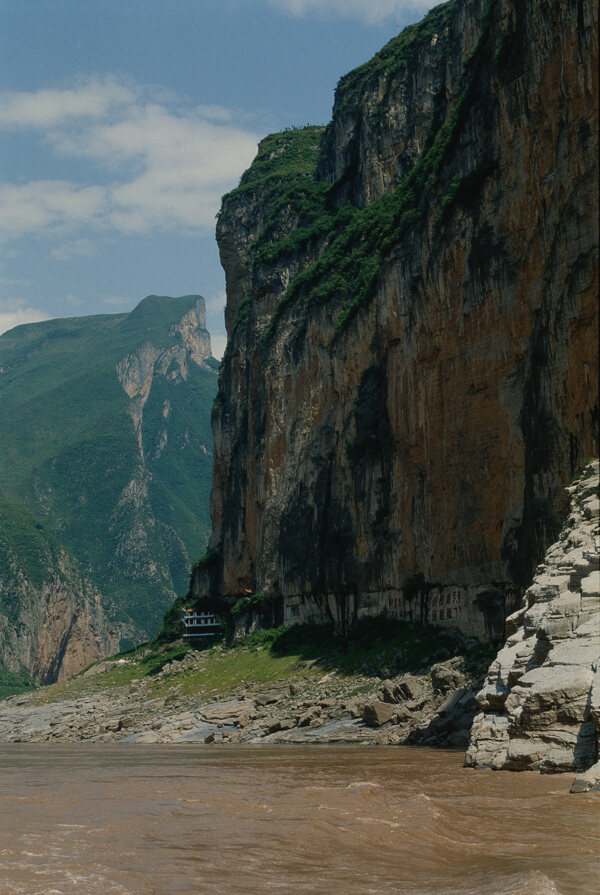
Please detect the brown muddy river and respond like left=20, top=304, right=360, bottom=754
left=0, top=745, right=597, bottom=894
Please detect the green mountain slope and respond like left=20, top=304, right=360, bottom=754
left=0, top=493, right=114, bottom=686
left=0, top=295, right=218, bottom=649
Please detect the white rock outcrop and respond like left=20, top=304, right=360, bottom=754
left=466, top=460, right=599, bottom=773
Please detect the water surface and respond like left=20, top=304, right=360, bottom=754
left=0, top=745, right=597, bottom=894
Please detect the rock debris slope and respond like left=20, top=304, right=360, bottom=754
left=197, top=0, right=598, bottom=637
left=466, top=460, right=599, bottom=773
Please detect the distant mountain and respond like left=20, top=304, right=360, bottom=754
left=0, top=494, right=114, bottom=686
left=0, top=295, right=218, bottom=655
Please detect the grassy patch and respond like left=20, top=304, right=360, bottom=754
left=0, top=669, right=37, bottom=700
left=30, top=617, right=495, bottom=707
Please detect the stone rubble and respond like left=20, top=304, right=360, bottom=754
left=0, top=653, right=487, bottom=750
left=466, top=461, right=599, bottom=778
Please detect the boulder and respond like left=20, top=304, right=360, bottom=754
left=395, top=674, right=424, bottom=701
left=431, top=661, right=466, bottom=693
left=362, top=700, right=396, bottom=727
left=297, top=707, right=321, bottom=727
left=265, top=718, right=296, bottom=735
left=570, top=761, right=600, bottom=793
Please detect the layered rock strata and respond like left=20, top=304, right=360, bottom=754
left=466, top=460, right=599, bottom=772
left=197, top=0, right=598, bottom=638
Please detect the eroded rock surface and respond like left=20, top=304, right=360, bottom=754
left=197, top=0, right=599, bottom=639
left=466, top=461, right=600, bottom=773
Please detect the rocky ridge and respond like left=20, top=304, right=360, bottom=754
left=0, top=497, right=116, bottom=684
left=466, top=461, right=599, bottom=785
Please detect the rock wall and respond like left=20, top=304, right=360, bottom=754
left=466, top=460, right=599, bottom=772
left=0, top=498, right=116, bottom=683
left=196, top=0, right=598, bottom=639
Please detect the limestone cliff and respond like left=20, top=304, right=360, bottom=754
left=466, top=460, right=599, bottom=773
left=0, top=496, right=116, bottom=684
left=196, top=0, right=598, bottom=639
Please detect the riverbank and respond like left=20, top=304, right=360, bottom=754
left=0, top=620, right=494, bottom=748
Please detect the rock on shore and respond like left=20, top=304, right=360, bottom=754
left=0, top=652, right=487, bottom=749
left=466, top=461, right=599, bottom=774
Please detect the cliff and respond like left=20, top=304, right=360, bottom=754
left=466, top=460, right=599, bottom=774
left=0, top=496, right=115, bottom=684
left=0, top=295, right=218, bottom=651
left=196, top=0, right=598, bottom=639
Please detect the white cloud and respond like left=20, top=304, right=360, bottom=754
left=264, top=0, right=431, bottom=24
left=0, top=181, right=107, bottom=240
left=210, top=333, right=228, bottom=360
left=0, top=305, right=50, bottom=335
left=0, top=78, right=262, bottom=243
left=0, top=77, right=135, bottom=129
left=206, top=290, right=227, bottom=314
left=51, top=238, right=97, bottom=261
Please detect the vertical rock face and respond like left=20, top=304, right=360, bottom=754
left=197, top=0, right=598, bottom=638
left=466, top=460, right=599, bottom=772
left=0, top=497, right=116, bottom=684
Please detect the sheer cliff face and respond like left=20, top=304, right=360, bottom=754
left=201, top=0, right=598, bottom=638
left=0, top=499, right=116, bottom=684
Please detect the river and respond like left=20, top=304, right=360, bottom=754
left=0, top=745, right=597, bottom=894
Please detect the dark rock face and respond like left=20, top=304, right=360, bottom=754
left=196, top=0, right=598, bottom=639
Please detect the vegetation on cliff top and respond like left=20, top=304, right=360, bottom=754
left=334, top=0, right=456, bottom=113
left=229, top=0, right=499, bottom=344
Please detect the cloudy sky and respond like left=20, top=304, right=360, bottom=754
left=1, top=0, right=433, bottom=358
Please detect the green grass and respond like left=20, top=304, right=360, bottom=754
left=224, top=127, right=326, bottom=204
left=31, top=617, right=494, bottom=708
left=0, top=669, right=37, bottom=700
left=0, top=495, right=67, bottom=590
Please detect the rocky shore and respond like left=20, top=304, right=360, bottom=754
left=467, top=461, right=599, bottom=791
left=0, top=649, right=486, bottom=749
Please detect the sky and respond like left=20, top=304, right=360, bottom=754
left=1, top=0, right=434, bottom=358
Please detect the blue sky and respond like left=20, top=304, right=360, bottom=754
left=1, top=0, right=432, bottom=357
